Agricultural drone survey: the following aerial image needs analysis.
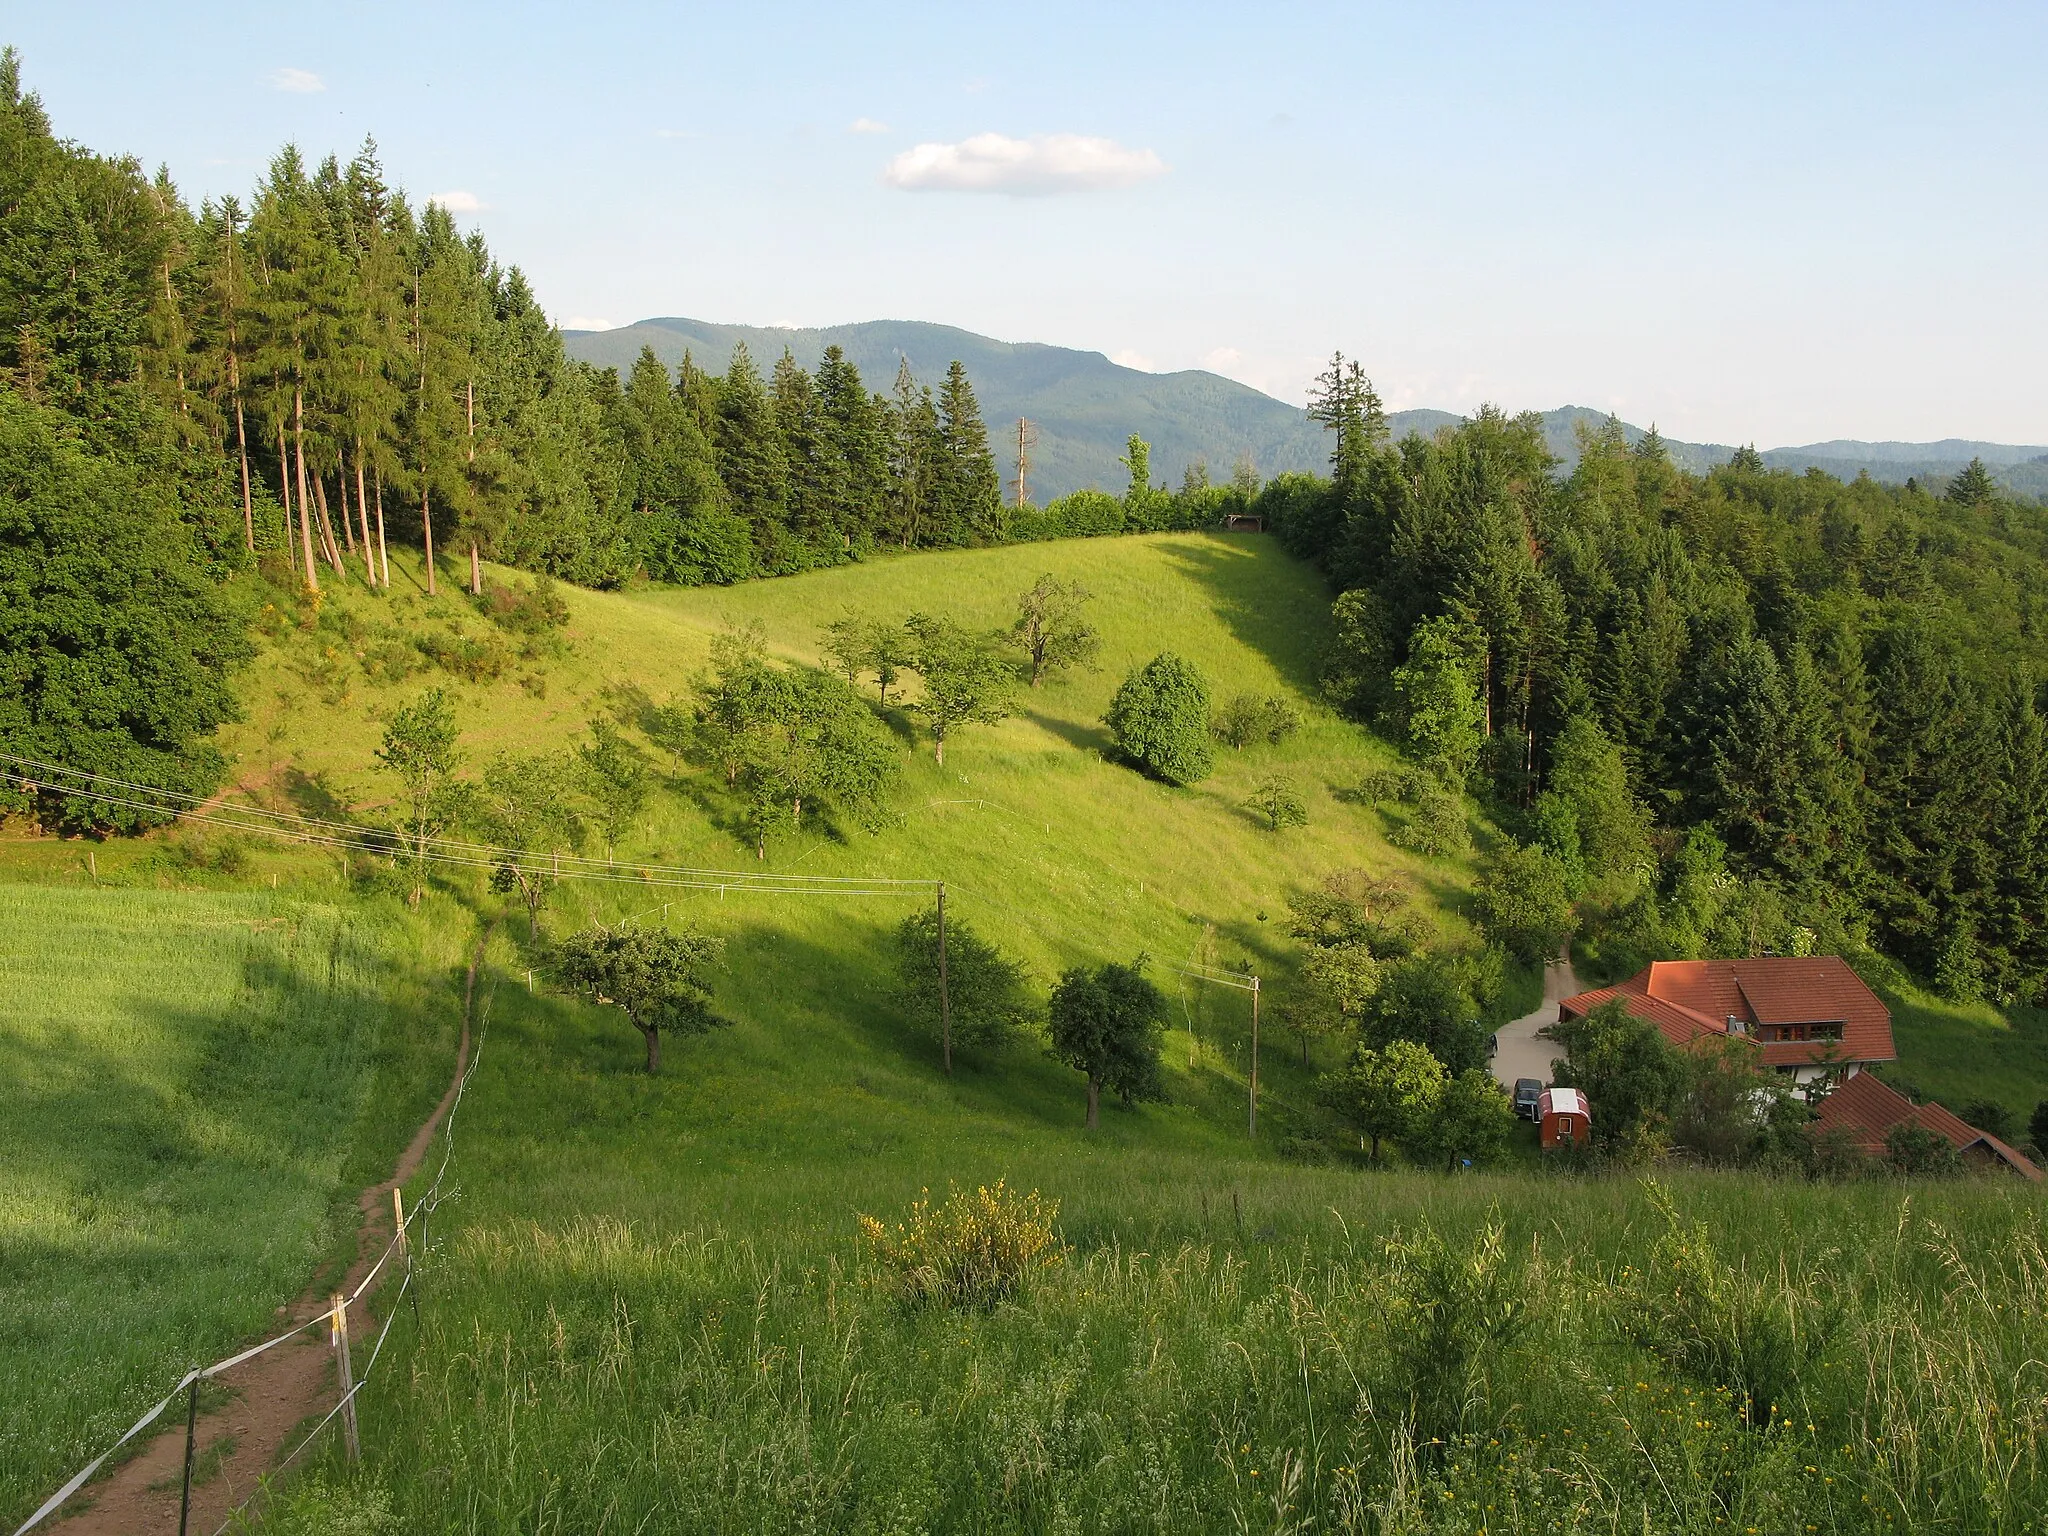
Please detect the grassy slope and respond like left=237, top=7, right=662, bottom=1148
left=223, top=532, right=1519, bottom=1140
left=0, top=882, right=462, bottom=1526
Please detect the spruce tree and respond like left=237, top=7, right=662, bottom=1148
left=715, top=342, right=791, bottom=569
left=932, top=360, right=999, bottom=545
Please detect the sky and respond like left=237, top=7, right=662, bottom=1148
left=11, top=2, right=2046, bottom=447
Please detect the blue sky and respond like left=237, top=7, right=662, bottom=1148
left=12, top=2, right=2045, bottom=445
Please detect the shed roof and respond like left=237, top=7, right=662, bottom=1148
left=1539, top=1087, right=1589, bottom=1120
left=1813, top=1072, right=2042, bottom=1180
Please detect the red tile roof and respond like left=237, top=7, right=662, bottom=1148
left=1558, top=956, right=1895, bottom=1067
left=1813, top=1072, right=2043, bottom=1180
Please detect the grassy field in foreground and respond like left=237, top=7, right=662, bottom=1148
left=222, top=929, right=2048, bottom=1535
left=0, top=884, right=463, bottom=1528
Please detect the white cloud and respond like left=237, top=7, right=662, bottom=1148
left=848, top=117, right=889, bottom=135
left=1203, top=347, right=1243, bottom=372
left=270, top=67, right=325, bottom=94
left=428, top=190, right=486, bottom=213
left=560, top=317, right=614, bottom=332
left=1111, top=349, right=1157, bottom=372
left=883, top=133, right=1167, bottom=195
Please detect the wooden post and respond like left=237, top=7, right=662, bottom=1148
left=936, top=881, right=952, bottom=1077
left=178, top=1371, right=199, bottom=1536
left=1248, top=976, right=1261, bottom=1139
left=393, top=1187, right=407, bottom=1254
left=331, top=1294, right=360, bottom=1462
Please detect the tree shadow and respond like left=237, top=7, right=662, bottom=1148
left=278, top=766, right=357, bottom=825
left=1158, top=536, right=1331, bottom=697
left=1024, top=708, right=1114, bottom=755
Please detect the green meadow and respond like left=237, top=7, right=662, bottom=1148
left=0, top=883, right=460, bottom=1524
left=5, top=530, right=2047, bottom=1532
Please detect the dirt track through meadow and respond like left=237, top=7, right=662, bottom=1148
left=57, top=928, right=490, bottom=1534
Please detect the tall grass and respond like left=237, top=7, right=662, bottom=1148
left=0, top=884, right=458, bottom=1527
left=246, top=954, right=2048, bottom=1533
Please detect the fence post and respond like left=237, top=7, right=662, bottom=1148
left=393, top=1187, right=407, bottom=1254
left=331, top=1294, right=361, bottom=1462
left=178, top=1371, right=199, bottom=1536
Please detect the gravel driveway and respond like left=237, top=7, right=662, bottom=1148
left=1491, top=954, right=1581, bottom=1093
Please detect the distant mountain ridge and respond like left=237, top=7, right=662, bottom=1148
left=561, top=317, right=2047, bottom=504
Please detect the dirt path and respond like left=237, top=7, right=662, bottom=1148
left=59, top=928, right=492, bottom=1533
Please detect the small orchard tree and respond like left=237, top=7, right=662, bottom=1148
left=740, top=665, right=897, bottom=837
left=376, top=688, right=463, bottom=906
left=1246, top=774, right=1308, bottom=832
left=1012, top=574, right=1100, bottom=687
left=823, top=614, right=911, bottom=705
left=554, top=923, right=728, bottom=1074
left=1105, top=652, right=1213, bottom=785
left=693, top=620, right=773, bottom=786
left=1320, top=1039, right=1445, bottom=1162
left=896, top=906, right=1036, bottom=1061
left=580, top=719, right=650, bottom=856
left=1361, top=954, right=1489, bottom=1075
left=1048, top=959, right=1167, bottom=1128
left=1421, top=1069, right=1516, bottom=1170
left=474, top=750, right=586, bottom=935
left=642, top=696, right=695, bottom=778
left=904, top=612, right=1014, bottom=765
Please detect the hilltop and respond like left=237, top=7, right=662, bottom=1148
left=564, top=317, right=2048, bottom=500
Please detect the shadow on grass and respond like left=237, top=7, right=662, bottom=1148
left=1023, top=709, right=1114, bottom=756
left=1158, top=536, right=1331, bottom=698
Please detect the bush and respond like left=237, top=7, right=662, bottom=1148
left=1104, top=652, right=1213, bottom=785
left=1616, top=1182, right=1837, bottom=1428
left=1211, top=692, right=1302, bottom=748
left=477, top=574, right=571, bottom=635
left=1392, top=782, right=1469, bottom=855
left=1372, top=1218, right=1528, bottom=1444
left=857, top=1181, right=1062, bottom=1309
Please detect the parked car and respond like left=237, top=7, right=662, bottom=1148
left=1514, top=1078, right=1544, bottom=1122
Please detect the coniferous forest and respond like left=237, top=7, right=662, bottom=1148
left=4, top=44, right=2047, bottom=1005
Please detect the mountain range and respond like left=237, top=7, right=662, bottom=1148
left=561, top=318, right=2048, bottom=505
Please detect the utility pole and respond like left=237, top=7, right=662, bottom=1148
left=937, top=880, right=952, bottom=1076
left=1011, top=417, right=1038, bottom=509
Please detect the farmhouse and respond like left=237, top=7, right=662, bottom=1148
left=1558, top=956, right=1895, bottom=1086
left=1811, top=1071, right=2043, bottom=1179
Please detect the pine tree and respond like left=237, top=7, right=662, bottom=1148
left=814, top=345, right=887, bottom=553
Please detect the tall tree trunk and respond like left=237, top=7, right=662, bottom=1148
left=373, top=465, right=389, bottom=588
left=312, top=469, right=345, bottom=577
left=934, top=731, right=946, bottom=767
left=642, top=1026, right=661, bottom=1075
left=466, top=378, right=475, bottom=462
left=334, top=455, right=356, bottom=555
left=291, top=400, right=319, bottom=592
left=354, top=446, right=375, bottom=585
left=421, top=483, right=437, bottom=595
left=231, top=361, right=252, bottom=552
left=276, top=423, right=295, bottom=567
left=1085, top=1076, right=1100, bottom=1130
left=469, top=541, right=482, bottom=596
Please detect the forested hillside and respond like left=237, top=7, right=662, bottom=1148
left=1271, top=363, right=2048, bottom=1002
left=7, top=38, right=2048, bottom=1019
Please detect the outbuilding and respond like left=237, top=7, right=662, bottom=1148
left=1538, top=1086, right=1590, bottom=1149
